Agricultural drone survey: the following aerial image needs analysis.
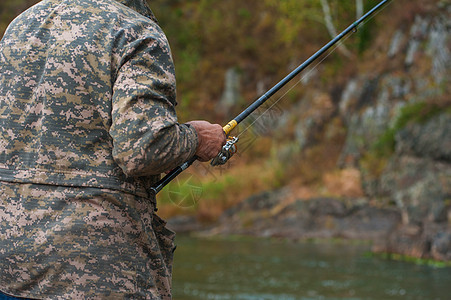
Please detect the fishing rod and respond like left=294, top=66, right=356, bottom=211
left=150, top=0, right=391, bottom=194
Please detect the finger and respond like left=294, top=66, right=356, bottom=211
left=197, top=155, right=208, bottom=162
left=221, top=132, right=227, bottom=145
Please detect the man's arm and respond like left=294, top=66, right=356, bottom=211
left=110, top=34, right=224, bottom=176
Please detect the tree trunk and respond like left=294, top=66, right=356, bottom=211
left=320, top=0, right=352, bottom=58
left=356, top=0, right=364, bottom=19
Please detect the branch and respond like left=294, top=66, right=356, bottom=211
left=320, top=0, right=352, bottom=58
left=356, top=0, right=364, bottom=19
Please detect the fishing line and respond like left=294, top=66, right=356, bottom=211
left=151, top=0, right=392, bottom=194
left=236, top=0, right=393, bottom=139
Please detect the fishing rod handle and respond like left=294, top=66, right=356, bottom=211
left=223, top=120, right=238, bottom=136
left=150, top=155, right=198, bottom=195
left=151, top=123, right=235, bottom=194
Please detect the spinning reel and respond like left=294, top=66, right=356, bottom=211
left=210, top=136, right=239, bottom=166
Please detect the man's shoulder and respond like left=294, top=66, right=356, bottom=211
left=80, top=0, right=163, bottom=42
left=22, top=0, right=158, bottom=28
left=7, top=0, right=162, bottom=46
left=81, top=0, right=158, bottom=27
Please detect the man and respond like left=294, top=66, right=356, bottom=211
left=0, top=0, right=225, bottom=298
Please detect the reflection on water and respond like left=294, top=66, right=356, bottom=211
left=172, top=235, right=450, bottom=300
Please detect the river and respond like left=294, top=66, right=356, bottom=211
left=171, top=235, right=450, bottom=300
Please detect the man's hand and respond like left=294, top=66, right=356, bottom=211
left=186, top=120, right=226, bottom=162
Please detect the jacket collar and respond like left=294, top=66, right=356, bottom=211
left=115, top=0, right=158, bottom=22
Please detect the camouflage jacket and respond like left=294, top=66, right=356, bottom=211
left=0, top=0, right=198, bottom=298
left=0, top=0, right=198, bottom=198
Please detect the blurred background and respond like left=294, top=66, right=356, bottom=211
left=1, top=0, right=450, bottom=299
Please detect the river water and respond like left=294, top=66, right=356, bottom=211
left=171, top=235, right=450, bottom=300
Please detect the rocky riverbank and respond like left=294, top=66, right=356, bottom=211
left=168, top=1, right=451, bottom=262
left=169, top=190, right=450, bottom=262
left=169, top=113, right=450, bottom=262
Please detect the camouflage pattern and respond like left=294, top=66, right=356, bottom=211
left=0, top=182, right=176, bottom=299
left=0, top=0, right=198, bottom=298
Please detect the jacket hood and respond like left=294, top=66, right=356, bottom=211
left=115, top=0, right=157, bottom=22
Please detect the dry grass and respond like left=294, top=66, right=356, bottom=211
left=322, top=168, right=364, bottom=198
left=157, top=159, right=283, bottom=222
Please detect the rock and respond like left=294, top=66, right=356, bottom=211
left=338, top=87, right=392, bottom=167
left=207, top=190, right=401, bottom=243
left=294, top=92, right=335, bottom=149
left=405, top=16, right=430, bottom=67
left=308, top=197, right=347, bottom=217
left=427, top=15, right=451, bottom=84
left=431, top=231, right=451, bottom=261
left=379, top=76, right=412, bottom=101
left=380, top=155, right=449, bottom=225
left=339, top=78, right=361, bottom=118
left=395, top=113, right=451, bottom=162
left=216, top=67, right=241, bottom=115
left=376, top=112, right=451, bottom=226
left=384, top=224, right=430, bottom=258
left=380, top=222, right=451, bottom=261
left=227, top=189, right=288, bottom=214
left=388, top=29, right=404, bottom=58
left=167, top=215, right=205, bottom=233
left=337, top=205, right=401, bottom=240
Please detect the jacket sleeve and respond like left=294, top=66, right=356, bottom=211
left=110, top=33, right=198, bottom=177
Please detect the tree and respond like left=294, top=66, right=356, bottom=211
left=320, top=0, right=352, bottom=58
left=264, top=0, right=367, bottom=58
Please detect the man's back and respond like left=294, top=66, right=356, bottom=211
left=0, top=0, right=173, bottom=193
left=0, top=0, right=199, bottom=298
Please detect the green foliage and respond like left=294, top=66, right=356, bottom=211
left=370, top=252, right=451, bottom=268
left=263, top=0, right=320, bottom=45
left=355, top=0, right=381, bottom=54
left=0, top=0, right=40, bottom=37
left=356, top=16, right=372, bottom=54
left=201, top=175, right=237, bottom=200
left=373, top=101, right=446, bottom=157
left=157, top=172, right=238, bottom=207
left=2, top=0, right=385, bottom=110
left=151, top=0, right=376, bottom=121
left=157, top=173, right=202, bottom=211
left=361, top=101, right=449, bottom=178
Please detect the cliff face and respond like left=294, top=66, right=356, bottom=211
left=342, top=3, right=451, bottom=260
left=3, top=0, right=449, bottom=261
left=182, top=1, right=451, bottom=261
left=374, top=114, right=450, bottom=261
